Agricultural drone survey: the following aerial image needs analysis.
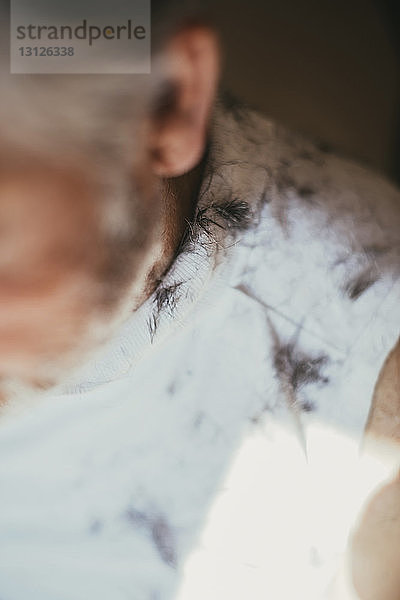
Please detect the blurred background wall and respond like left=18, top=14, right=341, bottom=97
left=208, top=0, right=400, bottom=184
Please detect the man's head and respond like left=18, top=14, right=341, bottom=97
left=0, top=0, right=219, bottom=396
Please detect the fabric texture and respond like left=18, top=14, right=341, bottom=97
left=0, top=96, right=399, bottom=599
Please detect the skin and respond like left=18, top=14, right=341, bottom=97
left=330, top=341, right=400, bottom=600
left=0, top=24, right=219, bottom=393
left=0, top=165, right=101, bottom=379
left=349, top=340, right=400, bottom=600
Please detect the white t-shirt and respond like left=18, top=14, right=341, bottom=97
left=0, top=98, right=399, bottom=599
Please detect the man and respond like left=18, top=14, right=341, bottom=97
left=0, top=1, right=399, bottom=598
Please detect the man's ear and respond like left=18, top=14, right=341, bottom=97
left=148, top=25, right=220, bottom=177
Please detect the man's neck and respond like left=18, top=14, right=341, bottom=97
left=142, top=151, right=207, bottom=298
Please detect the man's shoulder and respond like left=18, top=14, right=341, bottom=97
left=208, top=97, right=399, bottom=367
left=216, top=94, right=400, bottom=229
left=211, top=96, right=400, bottom=290
left=205, top=98, right=400, bottom=439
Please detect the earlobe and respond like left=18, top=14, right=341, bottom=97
left=151, top=127, right=207, bottom=178
left=148, top=25, right=220, bottom=178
